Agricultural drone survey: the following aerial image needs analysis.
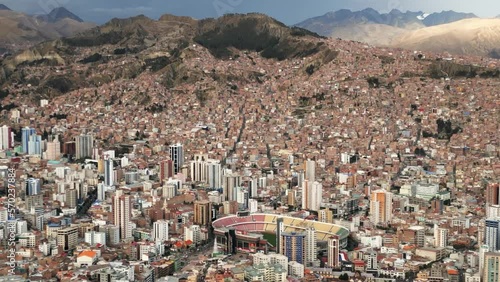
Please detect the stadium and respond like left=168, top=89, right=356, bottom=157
left=212, top=212, right=350, bottom=254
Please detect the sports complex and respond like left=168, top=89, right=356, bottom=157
left=212, top=213, right=350, bottom=254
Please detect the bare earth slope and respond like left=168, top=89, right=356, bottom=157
left=328, top=23, right=409, bottom=46
left=394, top=18, right=500, bottom=57
left=297, top=9, right=500, bottom=57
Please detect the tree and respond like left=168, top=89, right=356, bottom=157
left=339, top=273, right=349, bottom=280
left=414, top=147, right=426, bottom=156
left=367, top=77, right=380, bottom=88
left=306, top=64, right=315, bottom=75
left=42, top=129, right=49, bottom=140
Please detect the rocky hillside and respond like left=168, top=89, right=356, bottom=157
left=194, top=13, right=326, bottom=60
left=0, top=13, right=337, bottom=99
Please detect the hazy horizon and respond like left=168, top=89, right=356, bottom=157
left=1, top=0, right=499, bottom=24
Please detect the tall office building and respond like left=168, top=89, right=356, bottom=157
left=57, top=226, right=78, bottom=251
left=206, top=160, right=222, bottom=189
left=434, top=225, right=448, bottom=248
left=112, top=190, right=132, bottom=240
left=280, top=232, right=306, bottom=264
left=288, top=261, right=305, bottom=279
left=16, top=220, right=28, bottom=234
left=486, top=205, right=500, bottom=219
left=249, top=199, right=258, bottom=213
left=302, top=180, right=322, bottom=211
left=125, top=171, right=139, bottom=184
left=319, top=208, right=333, bottom=224
left=159, top=160, right=174, bottom=184
left=97, top=159, right=105, bottom=174
left=21, top=127, right=36, bottom=154
left=370, top=190, right=393, bottom=225
left=190, top=154, right=208, bottom=182
left=45, top=136, right=61, bottom=160
left=483, top=252, right=500, bottom=282
left=305, top=227, right=317, bottom=266
left=166, top=178, right=182, bottom=194
left=248, top=178, right=258, bottom=199
left=236, top=188, right=249, bottom=209
left=366, top=251, right=378, bottom=270
left=103, top=150, right=115, bottom=159
left=301, top=181, right=309, bottom=211
left=223, top=172, right=241, bottom=201
left=0, top=125, right=12, bottom=150
left=297, top=171, right=305, bottom=189
left=104, top=155, right=114, bottom=187
left=99, top=225, right=120, bottom=246
left=25, top=178, right=41, bottom=196
left=407, top=226, right=426, bottom=247
left=194, top=200, right=212, bottom=227
left=162, top=182, right=177, bottom=199
left=75, top=134, right=93, bottom=159
left=276, top=218, right=284, bottom=251
left=485, top=219, right=500, bottom=251
left=27, top=133, right=42, bottom=156
left=121, top=156, right=129, bottom=167
left=25, top=194, right=43, bottom=210
left=85, top=231, right=107, bottom=246
left=480, top=244, right=489, bottom=275
left=327, top=235, right=341, bottom=269
left=225, top=228, right=238, bottom=254
left=258, top=177, right=267, bottom=189
left=152, top=220, right=169, bottom=242
left=185, top=225, right=201, bottom=245
left=479, top=219, right=486, bottom=246
left=32, top=212, right=44, bottom=231
left=65, top=188, right=78, bottom=208
left=287, top=189, right=297, bottom=207
left=97, top=183, right=106, bottom=201
left=305, top=159, right=315, bottom=182
left=169, top=143, right=184, bottom=175
left=62, top=141, right=76, bottom=156
left=487, top=183, right=500, bottom=205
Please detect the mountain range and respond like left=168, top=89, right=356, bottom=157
left=0, top=10, right=496, bottom=153
left=0, top=13, right=341, bottom=100
left=1, top=12, right=498, bottom=104
left=296, top=9, right=478, bottom=35
left=297, top=9, right=500, bottom=58
left=0, top=6, right=94, bottom=54
left=1, top=5, right=499, bottom=59
left=37, top=6, right=84, bottom=23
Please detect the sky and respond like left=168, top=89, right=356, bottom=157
left=2, top=0, right=500, bottom=24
